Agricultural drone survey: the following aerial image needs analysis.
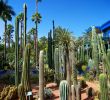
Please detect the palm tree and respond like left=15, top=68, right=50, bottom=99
left=18, top=13, right=24, bottom=57
left=6, top=24, right=14, bottom=49
left=55, top=26, right=72, bottom=100
left=32, top=12, right=42, bottom=67
left=0, top=0, right=15, bottom=62
left=28, top=28, right=36, bottom=48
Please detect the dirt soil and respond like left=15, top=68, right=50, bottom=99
left=32, top=81, right=99, bottom=100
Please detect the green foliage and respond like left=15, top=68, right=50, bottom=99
left=59, top=80, right=69, bottom=100
left=44, top=64, right=54, bottom=82
left=0, top=74, right=15, bottom=85
left=44, top=88, right=53, bottom=99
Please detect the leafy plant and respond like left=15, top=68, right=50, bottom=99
left=44, top=87, right=53, bottom=99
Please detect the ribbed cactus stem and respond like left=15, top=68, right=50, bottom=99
left=54, top=48, right=59, bottom=83
left=59, top=80, right=69, bottom=100
left=92, top=26, right=99, bottom=79
left=23, top=3, right=27, bottom=47
left=18, top=84, right=26, bottom=100
left=48, top=30, right=52, bottom=69
left=99, top=74, right=108, bottom=100
left=71, top=85, right=76, bottom=100
left=39, top=50, right=44, bottom=100
left=76, top=83, right=81, bottom=100
left=21, top=44, right=31, bottom=92
left=15, top=17, right=19, bottom=87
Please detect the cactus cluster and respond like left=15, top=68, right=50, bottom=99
left=0, top=86, right=18, bottom=100
left=99, top=74, right=108, bottom=100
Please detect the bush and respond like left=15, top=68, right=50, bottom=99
left=30, top=75, right=39, bottom=84
left=44, top=87, right=53, bottom=99
left=44, top=64, right=54, bottom=82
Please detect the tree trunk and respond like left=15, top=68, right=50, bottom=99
left=4, top=20, right=7, bottom=64
left=8, top=35, right=10, bottom=49
left=65, top=44, right=71, bottom=100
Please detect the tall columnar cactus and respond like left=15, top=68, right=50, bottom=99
left=23, top=3, right=27, bottom=47
left=48, top=30, right=52, bottom=68
left=52, top=20, right=55, bottom=70
left=18, top=84, right=26, bottom=100
left=71, top=85, right=76, bottom=100
left=99, top=74, right=108, bottom=100
left=15, top=17, right=19, bottom=87
left=39, top=50, right=44, bottom=100
left=21, top=44, right=31, bottom=92
left=59, top=80, right=69, bottom=100
left=76, top=83, right=81, bottom=100
left=54, top=48, right=59, bottom=84
left=91, top=26, right=99, bottom=79
left=103, top=51, right=110, bottom=75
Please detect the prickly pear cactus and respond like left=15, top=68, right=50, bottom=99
left=99, top=74, right=108, bottom=100
left=59, top=80, right=69, bottom=100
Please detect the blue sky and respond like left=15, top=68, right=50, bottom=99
left=0, top=0, right=110, bottom=39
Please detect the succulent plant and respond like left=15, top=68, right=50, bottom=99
left=59, top=80, right=69, bottom=100
left=99, top=74, right=108, bottom=100
left=39, top=50, right=44, bottom=100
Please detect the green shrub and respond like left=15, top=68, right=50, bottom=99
left=44, top=87, right=53, bottom=99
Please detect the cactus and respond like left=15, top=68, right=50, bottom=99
left=23, top=3, right=27, bottom=47
left=59, top=80, right=69, bottom=100
left=52, top=20, right=55, bottom=70
left=18, top=84, right=26, bottom=100
left=76, top=83, right=81, bottom=100
left=91, top=26, right=99, bottom=79
left=21, top=44, right=32, bottom=92
left=48, top=30, right=53, bottom=69
left=86, top=87, right=95, bottom=98
left=99, top=74, right=108, bottom=100
left=71, top=85, right=76, bottom=100
left=39, top=50, right=44, bottom=100
left=15, top=16, right=19, bottom=86
left=54, top=48, right=59, bottom=84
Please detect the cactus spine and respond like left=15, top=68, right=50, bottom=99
left=59, top=80, right=69, bottom=100
left=23, top=3, right=27, bottom=47
left=15, top=17, right=19, bottom=87
left=18, top=84, right=26, bottom=100
left=39, top=51, right=44, bottom=100
left=99, top=74, right=108, bottom=100
left=48, top=30, right=52, bottom=68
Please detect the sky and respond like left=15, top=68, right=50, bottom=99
left=0, top=0, right=110, bottom=39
